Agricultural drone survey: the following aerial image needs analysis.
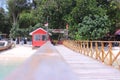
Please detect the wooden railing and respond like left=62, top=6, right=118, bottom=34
left=63, top=40, right=120, bottom=69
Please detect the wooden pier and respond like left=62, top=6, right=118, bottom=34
left=5, top=41, right=120, bottom=80
left=5, top=42, right=78, bottom=80
left=56, top=45, right=120, bottom=80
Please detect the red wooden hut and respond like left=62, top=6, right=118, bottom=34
left=30, top=28, right=48, bottom=47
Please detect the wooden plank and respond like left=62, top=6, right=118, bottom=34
left=5, top=42, right=78, bottom=80
left=56, top=45, right=120, bottom=80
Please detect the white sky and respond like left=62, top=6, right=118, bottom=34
left=0, top=0, right=7, bottom=11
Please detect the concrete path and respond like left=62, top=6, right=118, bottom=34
left=5, top=42, right=78, bottom=80
left=55, top=45, right=120, bottom=80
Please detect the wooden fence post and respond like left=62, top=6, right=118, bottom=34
left=95, top=42, right=99, bottom=59
left=101, top=42, right=105, bottom=62
left=109, top=42, right=113, bottom=65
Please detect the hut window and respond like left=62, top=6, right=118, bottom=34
left=34, top=34, right=41, bottom=41
left=42, top=35, right=46, bottom=41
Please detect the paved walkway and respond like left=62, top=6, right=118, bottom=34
left=55, top=45, right=120, bottom=80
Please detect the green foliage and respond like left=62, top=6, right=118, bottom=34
left=102, top=0, right=120, bottom=33
left=5, top=0, right=120, bottom=40
left=77, top=14, right=111, bottom=40
left=9, top=23, right=44, bottom=38
left=65, top=0, right=112, bottom=40
left=7, top=0, right=33, bottom=25
left=28, top=23, right=44, bottom=33
left=0, top=11, right=5, bottom=32
left=0, top=8, right=11, bottom=34
left=33, top=0, right=74, bottom=29
left=68, top=0, right=103, bottom=24
left=19, top=12, right=38, bottom=28
left=111, top=0, right=120, bottom=23
left=9, top=23, right=19, bottom=38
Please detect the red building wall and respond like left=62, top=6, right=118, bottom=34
left=31, top=28, right=48, bottom=47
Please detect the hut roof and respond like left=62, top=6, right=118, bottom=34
left=29, top=28, right=47, bottom=35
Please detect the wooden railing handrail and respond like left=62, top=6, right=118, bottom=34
left=63, top=40, right=120, bottom=70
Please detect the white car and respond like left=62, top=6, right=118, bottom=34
left=0, top=40, right=8, bottom=47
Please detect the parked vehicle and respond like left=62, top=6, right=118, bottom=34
left=0, top=40, right=15, bottom=51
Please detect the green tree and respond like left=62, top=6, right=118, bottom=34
left=30, top=0, right=75, bottom=40
left=8, top=0, right=35, bottom=38
left=65, top=0, right=111, bottom=40
left=7, top=0, right=33, bottom=25
left=7, top=0, right=120, bottom=40
left=77, top=14, right=111, bottom=40
left=110, top=0, right=120, bottom=29
left=0, top=8, right=5, bottom=33
left=19, top=11, right=38, bottom=28
left=33, top=0, right=74, bottom=29
left=9, top=23, right=19, bottom=38
left=0, top=7, right=11, bottom=34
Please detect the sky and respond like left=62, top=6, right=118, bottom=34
left=0, top=0, right=7, bottom=11
left=0, top=0, right=33, bottom=12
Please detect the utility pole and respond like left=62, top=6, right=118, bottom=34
left=44, top=16, right=49, bottom=40
left=47, top=16, right=49, bottom=40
